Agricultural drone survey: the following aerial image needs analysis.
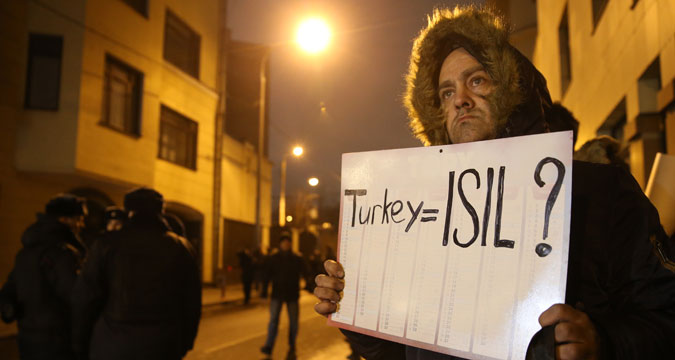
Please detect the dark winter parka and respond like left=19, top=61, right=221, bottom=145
left=0, top=214, right=84, bottom=360
left=342, top=6, right=675, bottom=360
left=265, top=250, right=307, bottom=302
left=71, top=213, right=201, bottom=360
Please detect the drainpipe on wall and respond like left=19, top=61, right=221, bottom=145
left=255, top=50, right=269, bottom=249
left=212, top=0, right=228, bottom=284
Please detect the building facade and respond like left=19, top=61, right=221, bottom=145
left=534, top=0, right=675, bottom=187
left=0, top=0, right=272, bottom=337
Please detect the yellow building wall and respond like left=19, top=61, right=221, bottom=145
left=1, top=0, right=272, bottom=307
left=534, top=0, right=675, bottom=186
left=220, top=135, right=273, bottom=267
left=13, top=0, right=86, bottom=173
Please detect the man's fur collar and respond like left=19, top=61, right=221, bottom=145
left=404, top=6, right=550, bottom=146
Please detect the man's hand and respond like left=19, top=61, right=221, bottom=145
left=539, top=304, right=599, bottom=360
left=313, top=260, right=345, bottom=316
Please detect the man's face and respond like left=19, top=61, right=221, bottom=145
left=60, top=215, right=85, bottom=236
left=280, top=239, right=292, bottom=252
left=438, top=48, right=497, bottom=144
left=106, top=219, right=123, bottom=232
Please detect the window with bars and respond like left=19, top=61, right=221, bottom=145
left=163, top=10, right=200, bottom=78
left=101, top=55, right=143, bottom=136
left=25, top=33, right=63, bottom=110
left=159, top=105, right=198, bottom=170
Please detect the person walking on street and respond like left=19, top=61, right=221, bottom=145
left=237, top=248, right=254, bottom=305
left=71, top=187, right=201, bottom=360
left=261, top=233, right=308, bottom=360
left=0, top=194, right=87, bottom=360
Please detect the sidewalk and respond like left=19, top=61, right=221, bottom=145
left=202, top=282, right=249, bottom=307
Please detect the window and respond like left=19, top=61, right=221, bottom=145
left=163, top=10, right=200, bottom=78
left=121, top=0, right=148, bottom=17
left=591, top=0, right=609, bottom=31
left=597, top=98, right=627, bottom=141
left=102, top=55, right=143, bottom=135
left=558, top=7, right=572, bottom=96
left=638, top=58, right=661, bottom=114
left=159, top=105, right=198, bottom=169
left=25, top=33, right=63, bottom=110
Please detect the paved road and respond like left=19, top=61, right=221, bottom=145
left=0, top=291, right=354, bottom=360
left=187, top=291, right=355, bottom=360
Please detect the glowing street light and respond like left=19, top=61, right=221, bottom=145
left=286, top=215, right=293, bottom=223
left=308, top=177, right=319, bottom=187
left=296, top=18, right=331, bottom=54
left=279, top=146, right=305, bottom=227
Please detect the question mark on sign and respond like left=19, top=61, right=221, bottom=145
left=533, top=157, right=565, bottom=257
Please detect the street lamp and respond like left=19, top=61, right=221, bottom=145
left=308, top=177, right=319, bottom=187
left=279, top=146, right=304, bottom=227
left=296, top=18, right=331, bottom=54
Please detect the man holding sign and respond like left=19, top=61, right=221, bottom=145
left=314, top=5, right=675, bottom=360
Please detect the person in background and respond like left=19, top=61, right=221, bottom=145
left=103, top=206, right=126, bottom=233
left=261, top=233, right=308, bottom=360
left=237, top=247, right=254, bottom=305
left=0, top=194, right=87, bottom=360
left=71, top=187, right=201, bottom=360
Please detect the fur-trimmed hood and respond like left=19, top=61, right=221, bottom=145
left=404, top=6, right=552, bottom=146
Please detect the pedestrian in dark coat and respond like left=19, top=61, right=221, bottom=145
left=314, top=5, right=675, bottom=360
left=237, top=248, right=254, bottom=304
left=71, top=187, right=201, bottom=360
left=261, top=233, right=308, bottom=360
left=0, top=194, right=87, bottom=360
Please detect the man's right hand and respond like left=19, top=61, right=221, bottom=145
left=313, top=260, right=345, bottom=316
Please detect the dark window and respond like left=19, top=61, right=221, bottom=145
left=597, top=97, right=627, bottom=141
left=121, top=0, right=148, bottom=17
left=591, top=0, right=609, bottom=31
left=25, top=33, right=63, bottom=110
left=559, top=7, right=572, bottom=96
left=638, top=57, right=661, bottom=113
left=163, top=10, right=200, bottom=78
left=102, top=55, right=143, bottom=135
left=159, top=105, right=198, bottom=170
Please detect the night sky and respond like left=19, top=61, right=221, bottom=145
left=228, top=0, right=479, bottom=211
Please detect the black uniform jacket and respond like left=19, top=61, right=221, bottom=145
left=71, top=214, right=201, bottom=360
left=0, top=214, right=84, bottom=358
left=266, top=250, right=307, bottom=302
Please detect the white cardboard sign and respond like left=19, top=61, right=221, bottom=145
left=328, top=132, right=573, bottom=360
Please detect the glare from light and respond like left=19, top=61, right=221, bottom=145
left=286, top=215, right=293, bottom=223
left=321, top=222, right=332, bottom=230
left=296, top=18, right=331, bottom=54
left=308, top=177, right=319, bottom=186
left=292, top=146, right=304, bottom=157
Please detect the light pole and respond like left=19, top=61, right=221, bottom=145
left=274, top=17, right=330, bottom=230
left=255, top=48, right=270, bottom=249
left=279, top=146, right=304, bottom=227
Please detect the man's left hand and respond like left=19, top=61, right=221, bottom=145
left=538, top=304, right=599, bottom=360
